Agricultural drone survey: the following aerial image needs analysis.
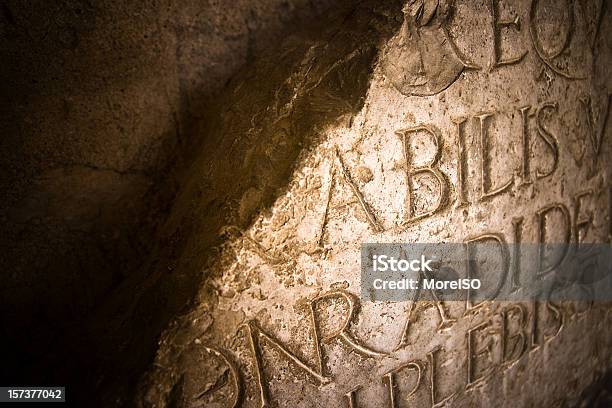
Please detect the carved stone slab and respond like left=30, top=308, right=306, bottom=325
left=135, top=1, right=611, bottom=406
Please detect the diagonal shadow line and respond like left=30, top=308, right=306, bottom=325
left=38, top=1, right=404, bottom=406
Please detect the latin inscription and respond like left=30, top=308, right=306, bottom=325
left=198, top=84, right=610, bottom=408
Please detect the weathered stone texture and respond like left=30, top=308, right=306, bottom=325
left=134, top=0, right=612, bottom=407
left=1, top=0, right=611, bottom=407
